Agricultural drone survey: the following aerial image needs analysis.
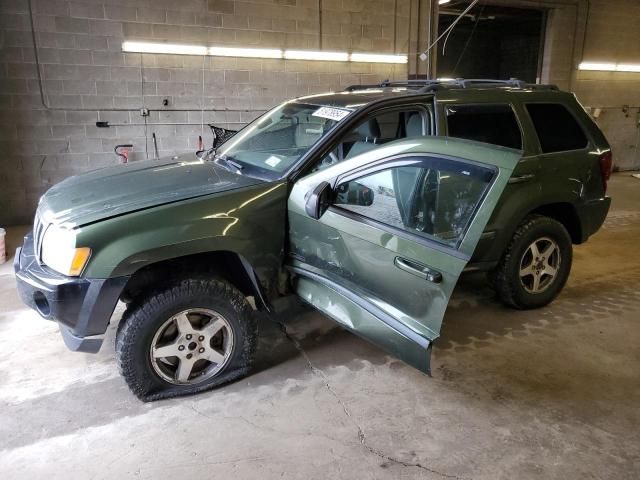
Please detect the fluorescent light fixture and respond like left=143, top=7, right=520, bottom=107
left=284, top=50, right=349, bottom=61
left=121, top=41, right=409, bottom=65
left=209, top=46, right=282, bottom=59
left=350, top=53, right=408, bottom=64
left=579, top=62, right=640, bottom=72
left=439, top=0, right=451, bottom=4
left=579, top=62, right=617, bottom=71
left=616, top=64, right=640, bottom=72
left=122, top=41, right=207, bottom=56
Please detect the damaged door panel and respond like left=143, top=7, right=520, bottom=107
left=288, top=138, right=521, bottom=373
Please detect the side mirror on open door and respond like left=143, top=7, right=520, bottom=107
left=336, top=181, right=374, bottom=207
left=305, top=181, right=332, bottom=220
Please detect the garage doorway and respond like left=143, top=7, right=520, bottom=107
left=437, top=2, right=546, bottom=83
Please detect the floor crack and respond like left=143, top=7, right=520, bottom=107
left=277, top=321, right=470, bottom=480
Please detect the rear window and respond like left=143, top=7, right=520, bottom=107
left=526, top=103, right=589, bottom=153
left=445, top=104, right=522, bottom=150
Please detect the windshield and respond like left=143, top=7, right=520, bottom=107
left=215, top=101, right=352, bottom=178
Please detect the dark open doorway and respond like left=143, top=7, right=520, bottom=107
left=437, top=2, right=546, bottom=83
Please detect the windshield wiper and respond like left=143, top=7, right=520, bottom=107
left=226, top=158, right=244, bottom=170
left=214, top=154, right=244, bottom=173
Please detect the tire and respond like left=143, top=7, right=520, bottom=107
left=116, top=278, right=257, bottom=401
left=493, top=215, right=572, bottom=310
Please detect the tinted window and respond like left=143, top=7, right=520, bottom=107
left=526, top=103, right=588, bottom=153
left=446, top=104, right=522, bottom=149
left=334, top=158, right=494, bottom=248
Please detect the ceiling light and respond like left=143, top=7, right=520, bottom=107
left=284, top=50, right=349, bottom=61
left=122, top=41, right=207, bottom=56
left=439, top=0, right=451, bottom=4
left=579, top=62, right=617, bottom=71
left=578, top=61, right=640, bottom=72
left=209, top=46, right=282, bottom=59
left=616, top=64, right=640, bottom=72
left=350, top=53, right=408, bottom=64
left=122, top=42, right=409, bottom=65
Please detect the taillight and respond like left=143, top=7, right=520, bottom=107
left=599, top=151, right=612, bottom=194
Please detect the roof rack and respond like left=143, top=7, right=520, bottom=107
left=344, top=78, right=559, bottom=92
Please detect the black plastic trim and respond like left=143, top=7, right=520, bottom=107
left=14, top=232, right=129, bottom=352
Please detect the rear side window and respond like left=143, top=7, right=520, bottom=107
left=526, top=103, right=589, bottom=153
left=446, top=104, right=522, bottom=150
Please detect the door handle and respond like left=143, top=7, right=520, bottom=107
left=394, top=257, right=443, bottom=283
left=508, top=173, right=535, bottom=184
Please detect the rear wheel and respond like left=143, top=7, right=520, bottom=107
left=493, top=215, right=572, bottom=309
left=116, top=278, right=257, bottom=401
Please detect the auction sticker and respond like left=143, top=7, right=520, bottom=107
left=265, top=156, right=282, bottom=168
left=312, top=106, right=351, bottom=121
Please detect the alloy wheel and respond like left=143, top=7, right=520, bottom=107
left=518, top=236, right=561, bottom=294
left=149, top=308, right=234, bottom=385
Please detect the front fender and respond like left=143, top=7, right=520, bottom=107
left=77, top=182, right=288, bottom=281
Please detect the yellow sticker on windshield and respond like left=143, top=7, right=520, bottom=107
left=312, top=107, right=351, bottom=121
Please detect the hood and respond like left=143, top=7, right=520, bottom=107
left=38, top=153, right=264, bottom=228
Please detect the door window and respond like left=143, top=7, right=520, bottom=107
left=445, top=104, right=522, bottom=150
left=312, top=108, right=429, bottom=172
left=526, top=103, right=589, bottom=153
left=333, top=157, right=495, bottom=248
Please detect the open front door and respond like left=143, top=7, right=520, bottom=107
left=287, top=138, right=521, bottom=373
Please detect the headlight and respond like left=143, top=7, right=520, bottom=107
left=41, top=226, right=91, bottom=276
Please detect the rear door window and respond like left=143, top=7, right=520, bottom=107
left=445, top=104, right=522, bottom=150
left=526, top=103, right=589, bottom=153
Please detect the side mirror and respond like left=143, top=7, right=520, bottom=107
left=336, top=181, right=374, bottom=206
left=305, top=181, right=332, bottom=220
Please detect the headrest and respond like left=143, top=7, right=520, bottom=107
left=405, top=113, right=423, bottom=137
left=356, top=118, right=381, bottom=140
left=295, top=122, right=323, bottom=147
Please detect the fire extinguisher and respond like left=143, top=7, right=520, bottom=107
left=114, top=144, right=133, bottom=163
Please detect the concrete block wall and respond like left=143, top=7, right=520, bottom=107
left=0, top=0, right=410, bottom=225
left=540, top=0, right=640, bottom=171
left=3, top=0, right=638, bottom=225
left=572, top=0, right=640, bottom=172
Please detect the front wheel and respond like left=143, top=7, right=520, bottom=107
left=116, top=278, right=257, bottom=401
left=493, top=215, right=573, bottom=309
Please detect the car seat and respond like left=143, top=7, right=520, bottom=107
left=405, top=113, right=423, bottom=137
left=345, top=118, right=381, bottom=159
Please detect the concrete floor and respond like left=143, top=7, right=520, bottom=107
left=1, top=173, right=639, bottom=479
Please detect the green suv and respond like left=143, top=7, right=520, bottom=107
left=15, top=79, right=612, bottom=400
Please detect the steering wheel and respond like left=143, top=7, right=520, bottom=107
left=321, top=151, right=340, bottom=169
left=313, top=151, right=340, bottom=172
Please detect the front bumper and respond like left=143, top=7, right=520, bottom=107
left=14, top=233, right=128, bottom=353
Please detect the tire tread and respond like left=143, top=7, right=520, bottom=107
left=115, top=278, right=256, bottom=401
left=493, top=214, right=572, bottom=310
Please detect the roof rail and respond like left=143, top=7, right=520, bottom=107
left=344, top=78, right=558, bottom=92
